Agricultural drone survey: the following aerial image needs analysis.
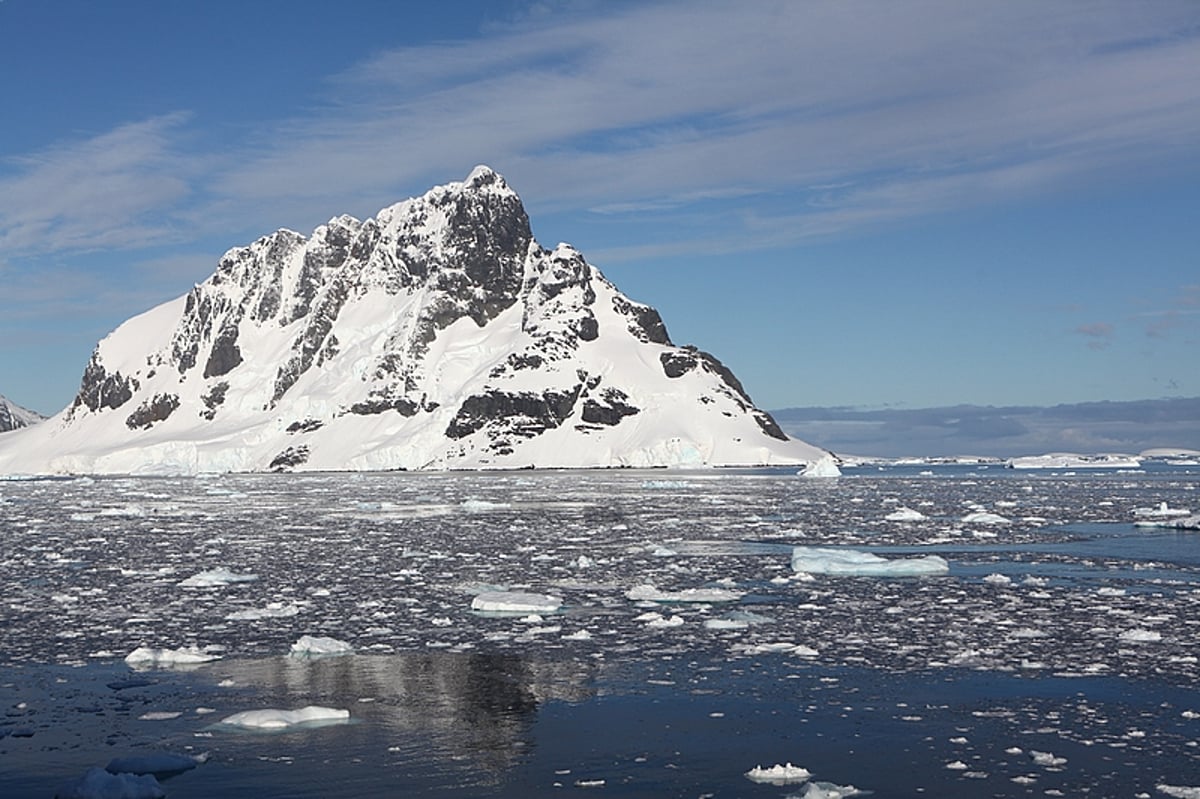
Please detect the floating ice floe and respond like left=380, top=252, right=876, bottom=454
left=219, top=705, right=350, bottom=730
left=745, top=762, right=812, bottom=784
left=105, top=752, right=207, bottom=776
left=289, top=635, right=354, bottom=657
left=796, top=781, right=869, bottom=798
left=1135, top=511, right=1200, bottom=531
left=885, top=507, right=926, bottom=522
left=1134, top=502, right=1192, bottom=519
left=791, top=546, right=949, bottom=577
left=225, top=602, right=301, bottom=620
left=178, top=568, right=258, bottom=587
left=459, top=499, right=511, bottom=513
left=626, top=584, right=744, bottom=603
left=800, top=455, right=842, bottom=478
left=470, top=591, right=563, bottom=614
left=54, top=767, right=165, bottom=799
left=961, top=511, right=1011, bottom=525
left=736, top=641, right=819, bottom=657
left=124, top=645, right=221, bottom=667
left=1119, top=628, right=1163, bottom=643
left=1159, top=785, right=1200, bottom=799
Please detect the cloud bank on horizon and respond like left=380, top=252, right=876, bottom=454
left=1, top=0, right=1198, bottom=416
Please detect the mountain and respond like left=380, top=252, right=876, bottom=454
left=0, top=167, right=824, bottom=475
left=0, top=395, right=44, bottom=433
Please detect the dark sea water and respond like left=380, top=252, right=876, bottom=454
left=1, top=464, right=1198, bottom=797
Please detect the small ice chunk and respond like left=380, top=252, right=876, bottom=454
left=471, top=591, right=562, bottom=614
left=798, top=781, right=868, bottom=798
left=106, top=752, right=207, bottom=776
left=225, top=602, right=300, bottom=620
left=124, top=646, right=220, bottom=667
left=983, top=573, right=1012, bottom=585
left=55, top=768, right=165, bottom=799
left=961, top=511, right=1011, bottom=525
left=460, top=499, right=510, bottom=513
left=1030, top=750, right=1067, bottom=767
left=219, top=706, right=350, bottom=729
left=945, top=760, right=968, bottom=770
left=289, top=635, right=353, bottom=657
left=178, top=568, right=257, bottom=587
left=1119, top=629, right=1163, bottom=643
left=791, top=546, right=949, bottom=577
left=745, top=762, right=812, bottom=784
left=885, top=507, right=927, bottom=522
left=626, top=584, right=744, bottom=603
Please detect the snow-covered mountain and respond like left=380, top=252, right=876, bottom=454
left=0, top=167, right=825, bottom=475
left=0, top=395, right=44, bottom=433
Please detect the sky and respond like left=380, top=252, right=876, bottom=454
left=1, top=0, right=1198, bottom=418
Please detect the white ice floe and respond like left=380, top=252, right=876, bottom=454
left=1159, top=786, right=1200, bottom=799
left=983, top=573, right=1013, bottom=585
left=626, top=584, right=744, bottom=603
left=470, top=591, right=563, bottom=614
left=1119, top=629, right=1163, bottom=643
left=1133, top=502, right=1191, bottom=518
left=885, top=507, right=926, bottom=522
left=1030, top=750, right=1067, bottom=767
left=460, top=499, right=511, bottom=513
left=745, top=762, right=812, bottom=784
left=219, top=705, right=350, bottom=730
left=1007, top=453, right=1141, bottom=470
left=105, top=752, right=207, bottom=776
left=737, top=642, right=819, bottom=657
left=289, top=635, right=354, bottom=657
left=225, top=602, right=301, bottom=620
left=124, top=645, right=220, bottom=667
left=800, top=455, right=842, bottom=478
left=791, top=546, right=949, bottom=577
left=55, top=767, right=165, bottom=799
left=796, top=781, right=868, bottom=798
left=178, top=567, right=258, bottom=587
left=961, top=511, right=1011, bottom=525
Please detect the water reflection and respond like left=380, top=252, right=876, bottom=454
left=211, top=650, right=598, bottom=776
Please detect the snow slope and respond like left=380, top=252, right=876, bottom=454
left=0, top=395, right=44, bottom=433
left=0, top=167, right=825, bottom=475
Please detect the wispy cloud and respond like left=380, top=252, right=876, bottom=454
left=0, top=114, right=197, bottom=256
left=1076, top=322, right=1115, bottom=350
left=3, top=1, right=1200, bottom=260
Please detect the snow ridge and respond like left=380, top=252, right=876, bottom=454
left=0, top=167, right=825, bottom=475
left=0, top=395, right=44, bottom=433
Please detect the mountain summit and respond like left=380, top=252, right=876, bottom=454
left=0, top=167, right=825, bottom=475
left=0, top=395, right=44, bottom=434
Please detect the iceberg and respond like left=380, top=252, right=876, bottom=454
left=289, top=635, right=354, bottom=657
left=219, top=705, right=350, bottom=730
left=791, top=546, right=949, bottom=577
left=745, top=762, right=812, bottom=784
left=124, top=645, right=220, bottom=667
left=1007, top=453, right=1141, bottom=470
left=54, top=768, right=165, bottom=799
left=470, top=591, right=563, bottom=614
left=225, top=602, right=301, bottom=620
left=625, top=584, right=744, bottom=603
left=800, top=454, right=842, bottom=478
left=885, top=507, right=926, bottom=522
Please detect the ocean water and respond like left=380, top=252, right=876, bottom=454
left=1, top=465, right=1198, bottom=797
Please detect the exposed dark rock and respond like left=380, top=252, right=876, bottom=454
left=446, top=387, right=582, bottom=440
left=200, top=382, right=229, bottom=421
left=614, top=296, right=671, bottom=345
left=73, top=355, right=138, bottom=413
left=269, top=445, right=310, bottom=471
left=348, top=395, right=420, bottom=416
left=125, top=394, right=180, bottom=430
left=753, top=410, right=789, bottom=441
left=286, top=419, right=325, bottom=433
left=580, top=388, right=640, bottom=426
left=660, top=349, right=699, bottom=379
left=203, top=322, right=243, bottom=378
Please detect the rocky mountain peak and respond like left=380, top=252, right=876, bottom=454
left=0, top=167, right=825, bottom=474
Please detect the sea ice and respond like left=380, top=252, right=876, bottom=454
left=225, top=602, right=301, bottom=620
left=885, top=507, right=926, bottom=522
left=1159, top=786, right=1200, bottom=799
left=219, top=705, right=351, bottom=729
left=745, top=762, right=812, bottom=784
left=961, top=511, right=1011, bottom=525
left=625, top=584, right=744, bottom=603
left=795, top=781, right=868, bottom=798
left=289, top=635, right=354, bottom=657
left=54, top=767, right=165, bottom=799
left=1133, top=502, right=1191, bottom=518
left=470, top=591, right=563, bottom=614
left=178, top=568, right=258, bottom=587
left=1119, top=629, right=1163, bottom=643
left=791, top=546, right=949, bottom=577
left=124, top=645, right=220, bottom=667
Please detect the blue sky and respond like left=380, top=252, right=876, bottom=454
left=1, top=0, right=1198, bottom=416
